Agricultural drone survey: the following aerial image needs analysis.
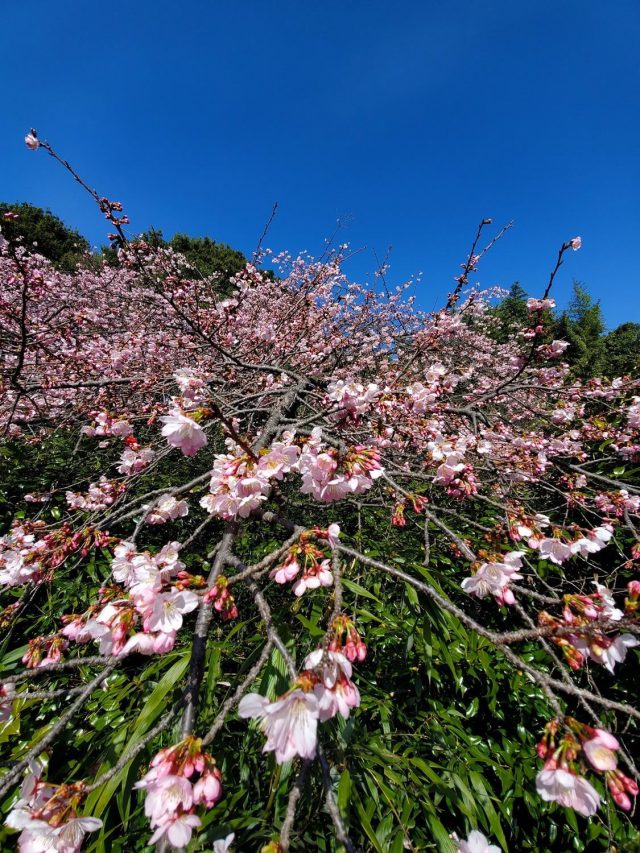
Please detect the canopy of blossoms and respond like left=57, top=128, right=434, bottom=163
left=0, top=131, right=638, bottom=852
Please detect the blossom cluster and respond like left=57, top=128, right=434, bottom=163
left=528, top=524, right=614, bottom=565
left=536, top=718, right=638, bottom=816
left=135, top=737, right=222, bottom=848
left=200, top=433, right=299, bottom=520
left=461, top=550, right=525, bottom=606
left=270, top=524, right=340, bottom=596
left=0, top=522, right=109, bottom=589
left=203, top=574, right=239, bottom=620
left=461, top=522, right=617, bottom=609
left=426, top=434, right=480, bottom=498
left=145, top=494, right=189, bottom=525
left=391, top=491, right=428, bottom=526
left=539, top=582, right=639, bottom=672
left=6, top=761, right=102, bottom=852
left=238, top=618, right=365, bottom=763
left=81, top=411, right=132, bottom=439
left=0, top=522, right=49, bottom=588
left=117, top=438, right=155, bottom=475
left=405, top=362, right=458, bottom=414
left=627, top=396, right=640, bottom=430
left=65, top=476, right=124, bottom=511
left=326, top=379, right=380, bottom=420
left=30, top=541, right=204, bottom=663
left=594, top=489, right=640, bottom=518
left=173, top=367, right=209, bottom=405
left=298, top=431, right=383, bottom=502
left=198, top=430, right=383, bottom=523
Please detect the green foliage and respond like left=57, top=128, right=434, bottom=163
left=489, top=280, right=640, bottom=382
left=601, top=322, right=640, bottom=378
left=169, top=233, right=246, bottom=284
left=1, top=434, right=639, bottom=851
left=106, top=228, right=247, bottom=295
left=0, top=202, right=90, bottom=271
left=488, top=283, right=530, bottom=343
left=553, top=283, right=606, bottom=378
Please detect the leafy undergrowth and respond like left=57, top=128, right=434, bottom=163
left=1, top=437, right=638, bottom=852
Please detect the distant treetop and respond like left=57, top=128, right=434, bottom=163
left=0, top=202, right=89, bottom=271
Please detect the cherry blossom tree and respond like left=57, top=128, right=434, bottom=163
left=0, top=130, right=638, bottom=851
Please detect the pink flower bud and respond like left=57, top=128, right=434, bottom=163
left=618, top=771, right=639, bottom=797
left=611, top=788, right=632, bottom=811
left=24, top=129, right=39, bottom=150
left=193, top=770, right=222, bottom=807
left=343, top=641, right=357, bottom=661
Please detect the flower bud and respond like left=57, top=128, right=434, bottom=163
left=24, top=129, right=39, bottom=150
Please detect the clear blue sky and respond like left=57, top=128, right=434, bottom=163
left=2, top=1, right=639, bottom=327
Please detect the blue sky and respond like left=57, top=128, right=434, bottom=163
left=2, top=1, right=639, bottom=327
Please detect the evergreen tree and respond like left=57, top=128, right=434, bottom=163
left=169, top=233, right=246, bottom=285
left=554, top=282, right=605, bottom=377
left=0, top=202, right=89, bottom=271
left=489, top=282, right=529, bottom=342
left=110, top=229, right=247, bottom=295
left=601, top=322, right=640, bottom=377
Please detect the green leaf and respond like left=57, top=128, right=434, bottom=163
left=85, top=652, right=189, bottom=817
left=337, top=768, right=351, bottom=818
left=342, top=577, right=383, bottom=603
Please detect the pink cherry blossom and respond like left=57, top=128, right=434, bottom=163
left=271, top=558, right=300, bottom=584
left=314, top=676, right=360, bottom=721
left=47, top=817, right=103, bottom=851
left=0, top=681, right=16, bottom=722
left=453, top=830, right=501, bottom=853
left=120, top=632, right=157, bottom=655
left=537, top=537, right=574, bottom=565
left=160, top=410, right=207, bottom=456
left=6, top=761, right=102, bottom=853
left=193, top=770, right=223, bottom=807
left=548, top=339, right=570, bottom=356
left=583, top=734, right=618, bottom=772
left=139, top=774, right=193, bottom=822
left=238, top=689, right=320, bottom=763
left=292, top=559, right=333, bottom=596
left=146, top=588, right=199, bottom=633
left=148, top=812, right=201, bottom=848
left=146, top=495, right=189, bottom=525
left=24, top=130, right=39, bottom=150
left=462, top=551, right=524, bottom=605
left=117, top=446, right=154, bottom=475
left=327, top=380, right=380, bottom=419
left=591, top=634, right=639, bottom=673
left=536, top=767, right=600, bottom=816
left=213, top=833, right=235, bottom=853
left=591, top=583, right=623, bottom=621
left=326, top=523, right=341, bottom=548
left=173, top=367, right=208, bottom=403
left=304, top=649, right=351, bottom=683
